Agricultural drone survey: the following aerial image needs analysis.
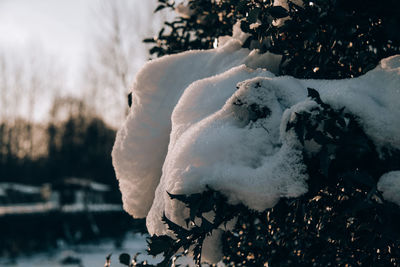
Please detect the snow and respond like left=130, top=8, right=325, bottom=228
left=274, top=0, right=303, bottom=9
left=0, top=183, right=42, bottom=195
left=175, top=3, right=194, bottom=19
left=0, top=203, right=57, bottom=216
left=302, top=57, right=400, bottom=151
left=112, top=33, right=281, bottom=220
left=61, top=204, right=122, bottom=213
left=0, top=233, right=190, bottom=267
left=62, top=178, right=110, bottom=192
left=377, top=171, right=400, bottom=206
left=112, top=24, right=400, bottom=264
left=0, top=203, right=122, bottom=216
left=146, top=75, right=309, bottom=237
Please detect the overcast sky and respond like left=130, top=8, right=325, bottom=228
left=0, top=0, right=159, bottom=122
left=0, top=0, right=157, bottom=87
left=0, top=0, right=96, bottom=72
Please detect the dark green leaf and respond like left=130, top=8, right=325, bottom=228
left=248, top=8, right=261, bottom=23
left=119, top=253, right=131, bottom=266
left=147, top=235, right=175, bottom=256
left=342, top=171, right=376, bottom=188
left=154, top=5, right=166, bottom=13
left=307, top=87, right=322, bottom=103
left=167, top=191, right=190, bottom=204
left=143, top=38, right=156, bottom=43
left=162, top=213, right=190, bottom=239
left=268, top=6, right=289, bottom=19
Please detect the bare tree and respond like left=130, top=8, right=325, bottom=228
left=82, top=0, right=163, bottom=127
left=0, top=45, right=63, bottom=160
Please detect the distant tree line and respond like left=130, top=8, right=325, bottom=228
left=0, top=97, right=117, bottom=189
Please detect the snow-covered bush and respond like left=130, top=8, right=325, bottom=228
left=111, top=1, right=400, bottom=266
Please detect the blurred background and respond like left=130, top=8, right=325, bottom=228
left=0, top=0, right=165, bottom=265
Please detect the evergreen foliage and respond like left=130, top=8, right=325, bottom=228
left=146, top=0, right=400, bottom=79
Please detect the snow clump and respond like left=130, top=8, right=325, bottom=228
left=112, top=33, right=281, bottom=219
left=377, top=171, right=400, bottom=206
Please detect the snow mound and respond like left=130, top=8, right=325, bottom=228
left=112, top=36, right=281, bottom=218
left=303, top=56, right=400, bottom=151
left=146, top=74, right=310, bottom=235
left=377, top=171, right=400, bottom=206
left=113, top=28, right=400, bottom=246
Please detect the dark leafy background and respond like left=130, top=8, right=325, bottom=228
left=146, top=0, right=400, bottom=79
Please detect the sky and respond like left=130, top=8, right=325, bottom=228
left=0, top=0, right=158, bottom=123
left=0, top=0, right=96, bottom=78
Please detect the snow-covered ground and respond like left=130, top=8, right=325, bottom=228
left=0, top=233, right=187, bottom=267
